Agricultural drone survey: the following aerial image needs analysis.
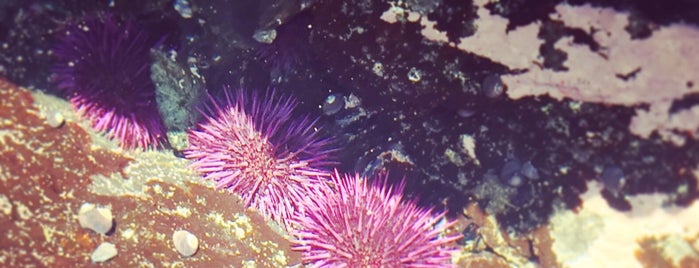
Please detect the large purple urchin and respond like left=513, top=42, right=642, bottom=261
left=185, top=88, right=335, bottom=229
left=291, top=171, right=462, bottom=268
left=52, top=14, right=167, bottom=149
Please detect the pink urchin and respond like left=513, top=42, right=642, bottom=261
left=51, top=14, right=167, bottom=149
left=185, top=88, right=335, bottom=229
left=291, top=171, right=462, bottom=267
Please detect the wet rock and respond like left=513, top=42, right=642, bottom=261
left=91, top=242, right=117, bottom=263
left=173, top=230, right=199, bottom=257
left=78, top=203, right=113, bottom=235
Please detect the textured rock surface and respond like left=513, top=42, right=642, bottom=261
left=0, top=79, right=300, bottom=267
left=0, top=0, right=698, bottom=266
left=549, top=182, right=699, bottom=267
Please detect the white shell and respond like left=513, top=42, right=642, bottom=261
left=45, top=111, right=65, bottom=128
left=91, top=242, right=117, bottom=263
left=172, top=230, right=199, bottom=257
left=78, top=203, right=113, bottom=235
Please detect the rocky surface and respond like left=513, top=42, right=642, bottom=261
left=0, top=0, right=698, bottom=266
left=0, top=79, right=299, bottom=267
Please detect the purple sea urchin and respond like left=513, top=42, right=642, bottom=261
left=291, top=171, right=461, bottom=267
left=185, top=87, right=335, bottom=229
left=52, top=14, right=167, bottom=149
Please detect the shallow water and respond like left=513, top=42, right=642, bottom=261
left=1, top=1, right=698, bottom=267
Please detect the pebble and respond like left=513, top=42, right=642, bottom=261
left=253, top=29, right=277, bottom=44
left=500, top=159, right=524, bottom=187
left=482, top=74, right=504, bottom=98
left=521, top=161, right=540, bottom=180
left=45, top=111, right=65, bottom=128
left=322, top=93, right=345, bottom=115
left=78, top=203, right=114, bottom=235
left=407, top=67, right=422, bottom=82
left=91, top=242, right=117, bottom=263
left=173, top=230, right=199, bottom=257
left=601, top=165, right=626, bottom=194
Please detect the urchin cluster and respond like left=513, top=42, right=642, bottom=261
left=291, top=171, right=461, bottom=267
left=185, top=88, right=335, bottom=229
left=52, top=14, right=167, bottom=149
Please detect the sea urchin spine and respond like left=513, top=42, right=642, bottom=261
left=291, top=170, right=461, bottom=267
left=52, top=14, right=167, bottom=149
left=185, top=87, right=335, bottom=229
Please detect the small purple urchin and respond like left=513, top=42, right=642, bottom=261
left=52, top=14, right=167, bottom=149
left=291, top=171, right=462, bottom=268
left=185, top=88, right=335, bottom=229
